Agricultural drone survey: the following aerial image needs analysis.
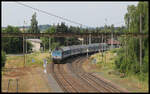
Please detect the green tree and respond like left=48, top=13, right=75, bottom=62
left=29, top=12, right=40, bottom=39
left=110, top=24, right=114, bottom=32
left=2, top=26, right=33, bottom=54
left=40, top=25, right=59, bottom=51
left=56, top=22, right=68, bottom=45
left=1, top=50, right=6, bottom=67
left=115, top=2, right=148, bottom=80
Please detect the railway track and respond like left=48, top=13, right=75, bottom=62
left=71, top=57, right=123, bottom=92
left=50, top=56, right=126, bottom=92
left=50, top=62, right=89, bottom=92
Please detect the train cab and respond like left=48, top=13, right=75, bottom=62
left=51, top=48, right=62, bottom=63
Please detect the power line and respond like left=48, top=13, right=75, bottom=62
left=16, top=2, right=89, bottom=28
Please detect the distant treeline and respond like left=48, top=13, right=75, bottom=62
left=40, top=21, right=125, bottom=51
left=2, top=24, right=51, bottom=32
left=2, top=24, right=125, bottom=33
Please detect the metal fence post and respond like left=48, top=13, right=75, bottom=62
left=7, top=79, right=11, bottom=92
left=16, top=79, right=18, bottom=92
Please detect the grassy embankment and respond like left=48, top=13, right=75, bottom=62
left=3, top=51, right=51, bottom=68
left=85, top=48, right=148, bottom=92
left=25, top=51, right=52, bottom=67
left=2, top=51, right=52, bottom=76
left=2, top=51, right=52, bottom=92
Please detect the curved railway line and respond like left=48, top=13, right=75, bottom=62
left=70, top=57, right=124, bottom=92
left=50, top=62, right=89, bottom=92
left=50, top=56, right=127, bottom=92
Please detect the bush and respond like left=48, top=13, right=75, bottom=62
left=138, top=73, right=148, bottom=81
left=141, top=48, right=148, bottom=73
left=2, top=51, right=6, bottom=67
left=111, top=49, right=117, bottom=53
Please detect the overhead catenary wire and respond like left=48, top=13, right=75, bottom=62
left=16, top=2, right=135, bottom=29
left=16, top=2, right=89, bottom=28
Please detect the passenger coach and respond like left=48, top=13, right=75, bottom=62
left=51, top=43, right=108, bottom=63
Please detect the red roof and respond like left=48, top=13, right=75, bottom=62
left=107, top=39, right=120, bottom=45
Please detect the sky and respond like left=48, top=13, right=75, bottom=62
left=2, top=1, right=138, bottom=28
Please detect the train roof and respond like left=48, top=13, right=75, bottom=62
left=69, top=45, right=81, bottom=50
left=53, top=43, right=108, bottom=52
left=60, top=46, right=70, bottom=51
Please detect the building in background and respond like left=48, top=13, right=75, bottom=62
left=107, top=39, right=120, bottom=49
left=26, top=39, right=41, bottom=52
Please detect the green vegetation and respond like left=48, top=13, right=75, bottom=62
left=114, top=2, right=148, bottom=81
left=2, top=3, right=148, bottom=82
left=40, top=22, right=81, bottom=51
left=1, top=51, right=6, bottom=67
left=3, top=52, right=51, bottom=68
left=25, top=52, right=51, bottom=67
left=38, top=24, right=51, bottom=32
left=28, top=12, right=40, bottom=34
left=89, top=49, right=148, bottom=92
left=39, top=19, right=127, bottom=51
left=27, top=12, right=40, bottom=39
left=88, top=2, right=148, bottom=91
left=2, top=13, right=125, bottom=52
left=40, top=21, right=125, bottom=51
left=2, top=26, right=33, bottom=54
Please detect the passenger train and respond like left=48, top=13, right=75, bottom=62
left=51, top=43, right=108, bottom=63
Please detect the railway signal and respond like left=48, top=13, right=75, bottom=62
left=32, top=59, right=35, bottom=63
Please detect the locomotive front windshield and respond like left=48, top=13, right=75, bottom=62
left=52, top=50, right=62, bottom=56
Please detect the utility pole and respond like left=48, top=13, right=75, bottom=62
left=125, top=34, right=127, bottom=66
left=104, top=34, right=107, bottom=64
left=49, top=37, right=50, bottom=52
left=83, top=37, right=85, bottom=45
left=24, top=21, right=27, bottom=65
left=25, top=36, right=27, bottom=66
left=44, top=43, right=45, bottom=52
left=111, top=30, right=113, bottom=49
left=23, top=20, right=25, bottom=67
left=125, top=17, right=130, bottom=66
left=82, top=38, right=83, bottom=45
left=80, top=25, right=84, bottom=45
left=24, top=20, right=27, bottom=54
left=102, top=33, right=103, bottom=63
left=104, top=18, right=107, bottom=64
left=98, top=34, right=101, bottom=54
left=86, top=36, right=87, bottom=45
left=140, top=13, right=142, bottom=72
left=87, top=36, right=88, bottom=45
left=89, top=34, right=91, bottom=44
left=23, top=35, right=25, bottom=67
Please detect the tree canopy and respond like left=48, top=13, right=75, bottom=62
left=115, top=1, right=148, bottom=81
left=2, top=26, right=33, bottom=54
left=29, top=12, right=39, bottom=33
